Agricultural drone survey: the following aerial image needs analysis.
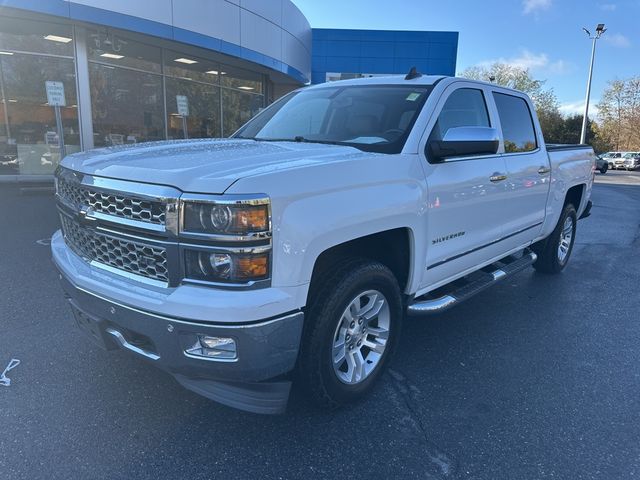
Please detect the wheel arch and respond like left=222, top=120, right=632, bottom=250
left=306, top=227, right=415, bottom=307
left=565, top=183, right=586, bottom=212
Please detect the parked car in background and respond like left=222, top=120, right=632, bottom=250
left=595, top=155, right=609, bottom=174
left=601, top=152, right=623, bottom=170
left=621, top=152, right=640, bottom=171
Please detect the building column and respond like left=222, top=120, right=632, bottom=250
left=73, top=26, right=94, bottom=151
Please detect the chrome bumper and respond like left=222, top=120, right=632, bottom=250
left=56, top=268, right=304, bottom=414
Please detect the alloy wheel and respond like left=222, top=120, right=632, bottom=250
left=557, top=216, right=574, bottom=264
left=331, top=289, right=390, bottom=385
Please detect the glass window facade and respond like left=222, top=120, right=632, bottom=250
left=0, top=17, right=74, bottom=56
left=165, top=77, right=221, bottom=139
left=0, top=19, right=267, bottom=176
left=222, top=88, right=264, bottom=137
left=87, top=29, right=162, bottom=73
left=0, top=18, right=79, bottom=175
left=89, top=63, right=165, bottom=146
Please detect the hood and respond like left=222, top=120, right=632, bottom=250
left=61, top=139, right=366, bottom=193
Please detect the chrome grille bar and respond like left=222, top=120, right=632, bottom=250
left=57, top=174, right=167, bottom=225
left=59, top=213, right=169, bottom=284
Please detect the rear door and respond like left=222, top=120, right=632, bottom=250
left=418, top=83, right=510, bottom=290
left=491, top=91, right=550, bottom=251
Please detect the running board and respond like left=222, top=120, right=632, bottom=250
left=407, top=250, right=537, bottom=316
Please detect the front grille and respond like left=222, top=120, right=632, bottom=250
left=60, top=214, right=169, bottom=283
left=57, top=176, right=166, bottom=225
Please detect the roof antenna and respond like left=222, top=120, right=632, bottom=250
left=405, top=66, right=422, bottom=80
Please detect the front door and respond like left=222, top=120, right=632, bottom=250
left=419, top=84, right=510, bottom=291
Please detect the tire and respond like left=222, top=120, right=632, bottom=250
left=532, top=203, right=577, bottom=274
left=298, top=259, right=403, bottom=409
left=600, top=165, right=607, bottom=174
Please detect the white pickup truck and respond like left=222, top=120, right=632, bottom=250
left=52, top=73, right=595, bottom=414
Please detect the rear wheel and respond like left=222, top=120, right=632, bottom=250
left=532, top=203, right=577, bottom=274
left=298, top=259, right=403, bottom=408
left=600, top=165, right=608, bottom=174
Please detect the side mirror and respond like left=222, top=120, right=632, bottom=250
left=428, top=126, right=500, bottom=162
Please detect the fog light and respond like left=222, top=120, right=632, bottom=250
left=185, top=335, right=237, bottom=360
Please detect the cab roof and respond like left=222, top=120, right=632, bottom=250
left=307, top=74, right=447, bottom=89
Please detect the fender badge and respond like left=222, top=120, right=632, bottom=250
left=432, top=231, right=466, bottom=245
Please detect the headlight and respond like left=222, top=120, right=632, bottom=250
left=180, top=194, right=271, bottom=286
left=184, top=249, right=270, bottom=283
left=181, top=195, right=270, bottom=236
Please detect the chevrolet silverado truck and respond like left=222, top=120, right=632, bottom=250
left=52, top=73, right=596, bottom=414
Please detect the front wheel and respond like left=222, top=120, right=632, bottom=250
left=600, top=165, right=608, bottom=174
left=298, top=260, right=403, bottom=409
left=532, top=203, right=577, bottom=274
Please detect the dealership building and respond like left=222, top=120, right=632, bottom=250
left=0, top=0, right=458, bottom=180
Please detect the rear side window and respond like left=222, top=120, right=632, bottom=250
left=493, top=93, right=537, bottom=153
left=430, top=88, right=490, bottom=141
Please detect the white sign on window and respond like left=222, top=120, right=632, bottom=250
left=176, top=95, right=189, bottom=116
left=45, top=81, right=66, bottom=107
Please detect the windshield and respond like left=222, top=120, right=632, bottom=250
left=233, top=84, right=432, bottom=154
left=623, top=152, right=638, bottom=158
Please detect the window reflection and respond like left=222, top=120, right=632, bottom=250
left=221, top=65, right=263, bottom=94
left=165, top=77, right=221, bottom=139
left=0, top=54, right=79, bottom=175
left=89, top=64, right=164, bottom=146
left=164, top=50, right=221, bottom=85
left=87, top=29, right=161, bottom=73
left=223, top=89, right=264, bottom=137
left=493, top=93, right=537, bottom=153
left=0, top=17, right=74, bottom=56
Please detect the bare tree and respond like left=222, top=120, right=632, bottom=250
left=597, top=77, right=640, bottom=151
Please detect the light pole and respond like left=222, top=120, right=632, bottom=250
left=580, top=23, right=606, bottom=144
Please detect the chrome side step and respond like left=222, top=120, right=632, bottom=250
left=407, top=250, right=537, bottom=316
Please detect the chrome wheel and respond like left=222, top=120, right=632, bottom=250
left=557, top=216, right=574, bottom=264
left=331, top=289, right=390, bottom=385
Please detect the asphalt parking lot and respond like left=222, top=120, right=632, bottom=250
left=1, top=170, right=639, bottom=480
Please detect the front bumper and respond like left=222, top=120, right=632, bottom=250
left=55, top=267, right=304, bottom=415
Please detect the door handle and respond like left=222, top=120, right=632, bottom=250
left=538, top=166, right=551, bottom=175
left=489, top=174, right=507, bottom=183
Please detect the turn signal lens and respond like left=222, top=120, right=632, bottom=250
left=236, top=254, right=269, bottom=279
left=234, top=207, right=268, bottom=231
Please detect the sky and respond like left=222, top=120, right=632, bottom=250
left=291, top=0, right=639, bottom=117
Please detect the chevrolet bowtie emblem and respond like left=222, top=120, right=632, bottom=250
left=78, top=207, right=97, bottom=226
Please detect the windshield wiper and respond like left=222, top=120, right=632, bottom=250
left=251, top=136, right=345, bottom=146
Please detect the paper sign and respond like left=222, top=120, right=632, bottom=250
left=406, top=92, right=421, bottom=102
left=176, top=95, right=189, bottom=116
left=45, top=81, right=66, bottom=106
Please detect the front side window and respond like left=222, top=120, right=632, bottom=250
left=234, top=85, right=431, bottom=154
left=429, top=88, right=490, bottom=142
left=493, top=92, right=537, bottom=153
